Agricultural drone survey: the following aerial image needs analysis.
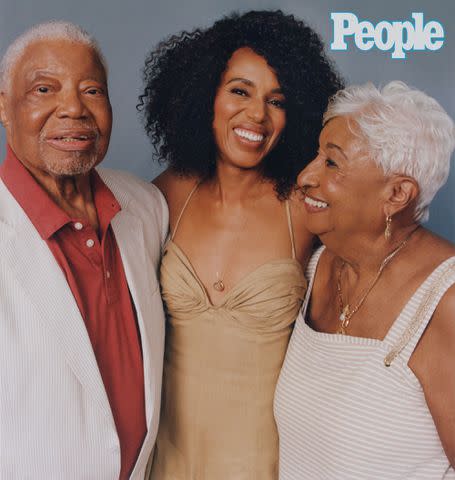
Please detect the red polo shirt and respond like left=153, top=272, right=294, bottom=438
left=0, top=146, right=146, bottom=480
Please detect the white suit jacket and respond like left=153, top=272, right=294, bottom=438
left=0, top=168, right=168, bottom=479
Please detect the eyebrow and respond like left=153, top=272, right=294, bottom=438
left=226, top=77, right=283, bottom=94
left=326, top=142, right=348, bottom=160
left=26, top=70, right=55, bottom=81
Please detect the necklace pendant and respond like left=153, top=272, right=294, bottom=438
left=339, top=304, right=350, bottom=322
left=213, top=279, right=225, bottom=292
left=338, top=304, right=350, bottom=334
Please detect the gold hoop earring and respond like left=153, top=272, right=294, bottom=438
left=384, top=215, right=392, bottom=240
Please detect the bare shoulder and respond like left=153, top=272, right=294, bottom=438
left=409, top=229, right=455, bottom=356
left=420, top=228, right=455, bottom=260
left=410, top=232, right=455, bottom=374
left=152, top=168, right=199, bottom=223
left=411, top=280, right=455, bottom=467
left=288, top=188, right=315, bottom=265
left=152, top=168, right=196, bottom=202
left=430, top=280, right=455, bottom=344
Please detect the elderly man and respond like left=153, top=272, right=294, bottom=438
left=0, top=22, right=167, bottom=479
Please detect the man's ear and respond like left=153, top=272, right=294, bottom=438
left=0, top=91, right=9, bottom=128
left=383, top=175, right=419, bottom=218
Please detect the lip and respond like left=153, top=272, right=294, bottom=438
left=43, top=129, right=98, bottom=152
left=303, top=193, right=329, bottom=213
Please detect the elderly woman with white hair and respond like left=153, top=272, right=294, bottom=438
left=274, top=81, right=455, bottom=479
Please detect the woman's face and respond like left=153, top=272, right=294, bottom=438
left=212, top=47, right=286, bottom=170
left=297, top=116, right=388, bottom=239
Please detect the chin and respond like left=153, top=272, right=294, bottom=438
left=44, top=152, right=99, bottom=177
left=237, top=161, right=264, bottom=171
left=230, top=154, right=267, bottom=170
left=301, top=213, right=329, bottom=236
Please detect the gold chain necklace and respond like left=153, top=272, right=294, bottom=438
left=336, top=231, right=416, bottom=335
left=212, top=202, right=253, bottom=293
left=211, top=182, right=267, bottom=293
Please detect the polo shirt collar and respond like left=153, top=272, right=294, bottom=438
left=0, top=145, right=121, bottom=239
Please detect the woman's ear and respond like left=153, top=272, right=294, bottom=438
left=383, top=175, right=420, bottom=217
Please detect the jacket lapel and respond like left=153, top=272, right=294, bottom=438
left=0, top=205, right=115, bottom=430
left=111, top=210, right=159, bottom=427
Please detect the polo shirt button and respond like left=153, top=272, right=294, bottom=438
left=106, top=270, right=111, bottom=279
left=74, top=222, right=83, bottom=230
left=86, top=239, right=95, bottom=248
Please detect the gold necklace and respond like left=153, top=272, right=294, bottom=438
left=210, top=181, right=267, bottom=293
left=212, top=203, right=252, bottom=293
left=336, top=233, right=415, bottom=335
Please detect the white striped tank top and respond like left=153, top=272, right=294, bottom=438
left=274, top=247, right=455, bottom=479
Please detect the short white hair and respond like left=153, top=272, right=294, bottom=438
left=324, top=81, right=455, bottom=222
left=0, top=20, right=108, bottom=92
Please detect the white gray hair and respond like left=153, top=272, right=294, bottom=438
left=0, top=20, right=108, bottom=92
left=323, top=81, right=455, bottom=222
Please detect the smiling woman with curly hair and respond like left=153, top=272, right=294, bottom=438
left=139, top=10, right=343, bottom=479
left=139, top=10, right=342, bottom=198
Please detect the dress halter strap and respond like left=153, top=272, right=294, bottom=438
left=172, top=184, right=297, bottom=257
left=285, top=200, right=297, bottom=259
left=300, top=246, right=325, bottom=319
left=171, top=181, right=200, bottom=240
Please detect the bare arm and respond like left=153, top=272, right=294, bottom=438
left=411, top=284, right=455, bottom=468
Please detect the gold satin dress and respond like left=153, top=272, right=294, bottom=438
left=151, top=190, right=307, bottom=480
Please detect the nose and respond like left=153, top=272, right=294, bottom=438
left=297, top=157, right=321, bottom=189
left=56, top=88, right=89, bottom=119
left=246, top=97, right=266, bottom=123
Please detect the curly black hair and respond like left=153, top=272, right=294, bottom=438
left=138, top=10, right=343, bottom=198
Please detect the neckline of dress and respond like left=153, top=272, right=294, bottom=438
left=165, top=239, right=305, bottom=309
left=301, top=251, right=455, bottom=346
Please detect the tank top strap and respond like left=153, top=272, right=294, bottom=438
left=171, top=181, right=200, bottom=240
left=383, top=256, right=455, bottom=367
left=285, top=200, right=296, bottom=259
left=300, top=246, right=325, bottom=319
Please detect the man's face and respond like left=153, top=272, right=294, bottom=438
left=0, top=39, right=112, bottom=178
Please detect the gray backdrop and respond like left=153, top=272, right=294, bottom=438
left=1, top=0, right=454, bottom=241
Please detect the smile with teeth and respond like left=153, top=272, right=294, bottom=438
left=44, top=133, right=97, bottom=152
left=53, top=135, right=91, bottom=142
left=304, top=195, right=328, bottom=209
left=234, top=128, right=265, bottom=142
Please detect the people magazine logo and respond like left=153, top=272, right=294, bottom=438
left=330, top=12, right=444, bottom=59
